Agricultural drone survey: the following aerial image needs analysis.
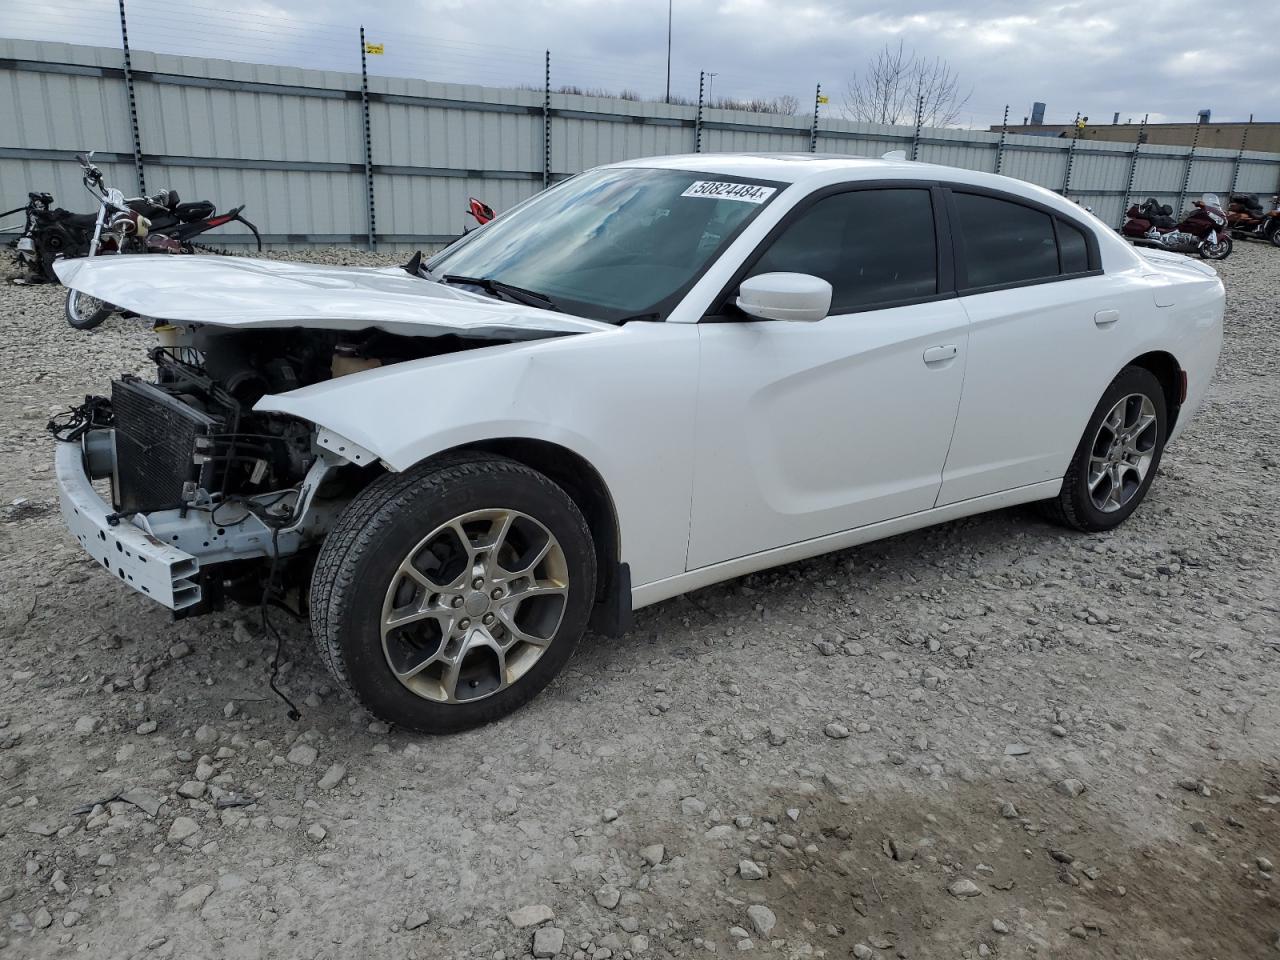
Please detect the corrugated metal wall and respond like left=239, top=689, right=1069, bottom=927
left=4, top=36, right=1280, bottom=252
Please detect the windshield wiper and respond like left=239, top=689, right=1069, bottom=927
left=439, top=274, right=561, bottom=312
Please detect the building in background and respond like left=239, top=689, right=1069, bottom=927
left=991, top=118, right=1280, bottom=152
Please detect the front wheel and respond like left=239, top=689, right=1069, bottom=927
left=310, top=453, right=596, bottom=734
left=1198, top=235, right=1232, bottom=260
left=1040, top=366, right=1168, bottom=532
left=65, top=288, right=115, bottom=330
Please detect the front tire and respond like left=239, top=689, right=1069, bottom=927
left=1041, top=366, right=1168, bottom=532
left=65, top=289, right=115, bottom=330
left=310, top=453, right=596, bottom=734
left=1198, top=235, right=1232, bottom=260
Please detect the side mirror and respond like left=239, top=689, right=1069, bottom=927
left=736, top=272, right=832, bottom=323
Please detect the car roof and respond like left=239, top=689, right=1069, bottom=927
left=606, top=153, right=916, bottom=184
left=602, top=152, right=1111, bottom=228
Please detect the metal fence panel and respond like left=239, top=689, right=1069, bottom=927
left=1235, top=156, right=1280, bottom=196
left=998, top=146, right=1069, bottom=192
left=3, top=36, right=1279, bottom=252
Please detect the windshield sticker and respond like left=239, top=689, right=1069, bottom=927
left=681, top=181, right=776, bottom=204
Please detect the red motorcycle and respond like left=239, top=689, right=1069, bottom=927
left=467, top=197, right=495, bottom=227
left=1121, top=194, right=1232, bottom=260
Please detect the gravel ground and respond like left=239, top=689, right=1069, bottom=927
left=0, top=244, right=1277, bottom=960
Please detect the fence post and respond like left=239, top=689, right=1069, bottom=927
left=542, top=50, right=551, bottom=189
left=910, top=93, right=924, bottom=161
left=809, top=83, right=822, bottom=153
left=117, top=0, right=146, bottom=194
left=358, top=26, right=376, bottom=251
left=1119, top=114, right=1147, bottom=227
left=1228, top=126, right=1249, bottom=197
left=695, top=71, right=705, bottom=153
left=1060, top=111, right=1080, bottom=197
left=994, top=104, right=1009, bottom=176
left=1176, top=120, right=1201, bottom=217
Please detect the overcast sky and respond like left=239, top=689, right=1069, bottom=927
left=14, top=0, right=1280, bottom=128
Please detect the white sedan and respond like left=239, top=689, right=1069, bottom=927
left=54, top=154, right=1223, bottom=733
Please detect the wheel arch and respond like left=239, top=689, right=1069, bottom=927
left=1126, top=350, right=1184, bottom=431
left=422, top=437, right=629, bottom=635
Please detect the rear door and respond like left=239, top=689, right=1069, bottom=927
left=937, top=189, right=1126, bottom=505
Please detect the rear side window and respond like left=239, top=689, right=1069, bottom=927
left=952, top=192, right=1058, bottom=288
left=1056, top=218, right=1090, bottom=274
left=748, top=188, right=937, bottom=313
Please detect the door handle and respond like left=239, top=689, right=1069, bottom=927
left=1094, top=309, right=1120, bottom=326
left=923, top=344, right=958, bottom=364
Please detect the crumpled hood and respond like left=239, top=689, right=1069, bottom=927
left=54, top=255, right=615, bottom=340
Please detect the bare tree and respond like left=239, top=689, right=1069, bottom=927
left=843, top=41, right=971, bottom=128
left=709, top=94, right=803, bottom=115
left=772, top=94, right=802, bottom=116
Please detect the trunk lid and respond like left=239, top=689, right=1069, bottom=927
left=1136, top=247, right=1219, bottom=280
left=54, top=255, right=615, bottom=340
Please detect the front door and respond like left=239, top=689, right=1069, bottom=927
left=687, top=186, right=969, bottom=570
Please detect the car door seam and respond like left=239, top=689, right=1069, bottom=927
left=682, top=326, right=703, bottom=572
left=932, top=299, right=974, bottom=509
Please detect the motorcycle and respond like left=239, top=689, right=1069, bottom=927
left=3, top=152, right=262, bottom=327
left=465, top=196, right=495, bottom=231
left=1121, top=194, right=1232, bottom=260
left=1226, top=193, right=1280, bottom=247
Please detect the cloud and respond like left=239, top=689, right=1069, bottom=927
left=11, top=0, right=1278, bottom=126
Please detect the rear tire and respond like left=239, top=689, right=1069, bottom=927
left=65, top=289, right=114, bottom=330
left=310, top=453, right=596, bottom=734
left=1040, top=366, right=1168, bottom=532
left=1269, top=223, right=1280, bottom=248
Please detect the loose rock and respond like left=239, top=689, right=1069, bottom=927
left=533, top=926, right=565, bottom=957
left=508, top=904, right=554, bottom=928
left=746, top=904, right=776, bottom=936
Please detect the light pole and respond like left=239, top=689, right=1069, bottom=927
left=665, top=0, right=672, bottom=104
left=706, top=71, right=717, bottom=104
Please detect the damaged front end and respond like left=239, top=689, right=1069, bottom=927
left=52, top=323, right=500, bottom=615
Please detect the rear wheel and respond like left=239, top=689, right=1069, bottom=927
left=65, top=289, right=115, bottom=330
left=311, top=453, right=596, bottom=733
left=1269, top=222, right=1280, bottom=248
left=1041, top=366, right=1167, bottom=532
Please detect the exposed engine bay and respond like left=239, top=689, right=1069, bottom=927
left=53, top=324, right=500, bottom=613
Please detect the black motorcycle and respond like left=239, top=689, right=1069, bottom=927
left=4, top=153, right=261, bottom=326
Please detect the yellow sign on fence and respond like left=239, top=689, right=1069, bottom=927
left=364, top=43, right=384, bottom=55
left=816, top=95, right=829, bottom=105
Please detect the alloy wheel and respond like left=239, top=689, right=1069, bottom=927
left=1087, top=393, right=1158, bottom=513
left=380, top=508, right=569, bottom=704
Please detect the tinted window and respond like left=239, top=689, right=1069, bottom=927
left=953, top=193, right=1058, bottom=288
left=1057, top=218, right=1090, bottom=273
left=748, top=189, right=937, bottom=313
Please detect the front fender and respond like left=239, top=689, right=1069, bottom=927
left=255, top=339, right=615, bottom=471
left=254, top=326, right=699, bottom=589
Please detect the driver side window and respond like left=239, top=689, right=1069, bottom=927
left=747, top=188, right=938, bottom=313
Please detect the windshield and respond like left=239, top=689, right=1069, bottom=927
left=426, top=167, right=782, bottom=322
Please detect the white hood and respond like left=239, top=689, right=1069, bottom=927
left=54, top=255, right=615, bottom=340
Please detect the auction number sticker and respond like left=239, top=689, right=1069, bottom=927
left=681, top=181, right=776, bottom=204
